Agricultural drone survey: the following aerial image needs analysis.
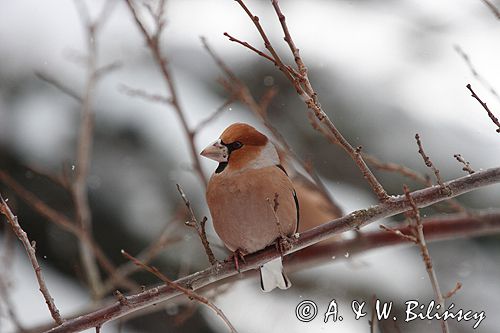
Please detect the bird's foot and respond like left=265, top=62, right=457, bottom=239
left=275, top=235, right=294, bottom=256
left=227, top=249, right=246, bottom=273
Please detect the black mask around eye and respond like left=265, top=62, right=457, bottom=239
left=215, top=141, right=244, bottom=173
left=221, top=140, right=243, bottom=153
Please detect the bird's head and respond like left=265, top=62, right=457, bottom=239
left=200, top=123, right=279, bottom=173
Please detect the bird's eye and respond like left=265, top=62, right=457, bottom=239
left=231, top=141, right=243, bottom=150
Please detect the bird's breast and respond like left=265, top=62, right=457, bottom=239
left=206, top=166, right=297, bottom=254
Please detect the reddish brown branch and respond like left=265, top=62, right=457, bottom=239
left=232, top=0, right=297, bottom=87
left=223, top=32, right=277, bottom=65
left=118, top=85, right=171, bottom=105
left=454, top=45, right=500, bottom=104
left=44, top=167, right=500, bottom=333
left=480, top=0, right=500, bottom=19
left=379, top=224, right=417, bottom=243
left=176, top=184, right=217, bottom=265
left=192, top=97, right=235, bottom=135
left=466, top=83, right=500, bottom=133
left=444, top=282, right=462, bottom=299
left=101, top=208, right=184, bottom=294
left=403, top=185, right=448, bottom=333
left=124, top=0, right=207, bottom=187
left=363, top=153, right=465, bottom=213
left=230, top=0, right=389, bottom=202
left=121, top=251, right=238, bottom=333
left=202, top=37, right=343, bottom=216
left=0, top=195, right=64, bottom=325
left=453, top=154, right=475, bottom=174
left=0, top=171, right=138, bottom=294
left=415, top=134, right=446, bottom=189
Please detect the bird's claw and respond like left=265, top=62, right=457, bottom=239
left=227, top=249, right=246, bottom=273
left=275, top=235, right=294, bottom=256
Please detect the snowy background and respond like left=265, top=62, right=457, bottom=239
left=0, top=0, right=499, bottom=332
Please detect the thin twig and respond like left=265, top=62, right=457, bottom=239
left=230, top=0, right=389, bottom=202
left=364, top=153, right=429, bottom=184
left=453, top=154, right=475, bottom=174
left=415, top=134, right=447, bottom=189
left=444, top=282, right=462, bottom=299
left=124, top=0, right=207, bottom=187
left=403, top=185, right=448, bottom=333
left=72, top=0, right=120, bottom=299
left=466, top=83, right=500, bottom=133
left=364, top=153, right=465, bottom=213
left=121, top=251, right=238, bottom=333
left=35, top=71, right=83, bottom=102
left=231, top=1, right=297, bottom=87
left=202, top=37, right=343, bottom=215
left=223, top=32, right=278, bottom=66
left=0, top=194, right=64, bottom=325
left=379, top=224, right=417, bottom=243
left=0, top=276, right=25, bottom=331
left=480, top=0, right=500, bottom=19
left=44, top=167, right=500, bottom=333
left=0, top=171, right=138, bottom=293
left=176, top=184, right=217, bottom=265
left=369, top=294, right=377, bottom=333
left=100, top=208, right=185, bottom=294
left=192, top=98, right=235, bottom=135
left=118, top=85, right=171, bottom=105
left=454, top=45, right=500, bottom=104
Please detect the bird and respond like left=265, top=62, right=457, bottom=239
left=276, top=148, right=343, bottom=237
left=200, top=123, right=299, bottom=292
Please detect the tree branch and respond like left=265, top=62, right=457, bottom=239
left=0, top=194, right=64, bottom=325
left=121, top=251, right=238, bottom=333
left=44, top=167, right=500, bottom=333
left=228, top=0, right=389, bottom=202
left=466, top=83, right=500, bottom=133
left=124, top=0, right=207, bottom=187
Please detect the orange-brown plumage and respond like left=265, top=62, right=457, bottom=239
left=201, top=123, right=298, bottom=291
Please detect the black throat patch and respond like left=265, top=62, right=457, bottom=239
left=215, top=162, right=228, bottom=173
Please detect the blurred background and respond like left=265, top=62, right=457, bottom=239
left=0, top=0, right=499, bottom=332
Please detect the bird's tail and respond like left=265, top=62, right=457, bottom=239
left=260, top=257, right=291, bottom=292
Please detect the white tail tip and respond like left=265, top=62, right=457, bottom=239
left=260, top=257, right=291, bottom=292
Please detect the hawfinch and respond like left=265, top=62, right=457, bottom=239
left=201, top=123, right=298, bottom=292
left=277, top=149, right=343, bottom=237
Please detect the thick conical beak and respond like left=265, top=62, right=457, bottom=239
left=200, top=139, right=229, bottom=162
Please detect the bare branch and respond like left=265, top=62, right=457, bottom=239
left=364, top=153, right=429, bottom=184
left=480, top=0, right=500, bottom=19
left=223, top=32, right=278, bottom=66
left=453, top=154, right=475, bottom=174
left=466, top=83, right=500, bottom=133
left=44, top=167, right=500, bottom=333
left=0, top=194, right=64, bottom=325
left=101, top=208, right=184, bottom=294
left=124, top=0, right=208, bottom=187
left=230, top=0, right=389, bottom=202
left=454, top=45, right=500, bottom=104
left=364, top=153, right=466, bottom=213
left=202, top=37, right=343, bottom=216
left=415, top=134, right=446, bottom=189
left=444, top=282, right=462, bottom=299
left=403, top=185, right=448, bottom=333
left=176, top=184, right=218, bottom=265
left=35, top=71, right=83, bottom=102
left=0, top=171, right=138, bottom=294
left=379, top=224, right=417, bottom=243
left=192, top=98, right=235, bottom=135
left=118, top=84, right=171, bottom=105
left=121, top=250, right=238, bottom=333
